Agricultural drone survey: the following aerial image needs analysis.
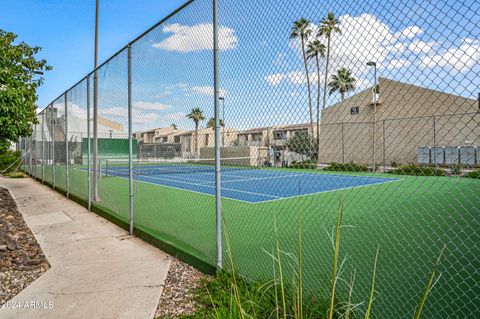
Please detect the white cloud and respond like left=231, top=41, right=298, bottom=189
left=408, top=40, right=437, bottom=54
left=386, top=58, right=413, bottom=69
left=265, top=71, right=320, bottom=86
left=385, top=42, right=407, bottom=54
left=153, top=23, right=238, bottom=52
left=421, top=39, right=480, bottom=71
left=191, top=85, right=226, bottom=97
left=329, top=14, right=394, bottom=69
left=265, top=73, right=287, bottom=86
left=396, top=25, right=423, bottom=39
left=165, top=112, right=187, bottom=120
left=133, top=101, right=170, bottom=111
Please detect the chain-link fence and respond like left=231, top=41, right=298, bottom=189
left=20, top=0, right=479, bottom=317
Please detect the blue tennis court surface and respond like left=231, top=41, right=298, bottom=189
left=104, top=165, right=399, bottom=203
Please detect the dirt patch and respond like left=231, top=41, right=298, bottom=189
left=155, top=257, right=210, bottom=318
left=0, top=187, right=49, bottom=306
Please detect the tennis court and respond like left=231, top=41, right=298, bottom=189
left=103, top=160, right=399, bottom=203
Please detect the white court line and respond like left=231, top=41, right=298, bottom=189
left=203, top=173, right=311, bottom=185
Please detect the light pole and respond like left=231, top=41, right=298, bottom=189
left=366, top=61, right=377, bottom=173
left=219, top=96, right=225, bottom=147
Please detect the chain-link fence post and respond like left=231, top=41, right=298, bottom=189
left=383, top=119, right=386, bottom=172
left=433, top=115, right=437, bottom=168
left=65, top=92, right=70, bottom=197
left=341, top=122, right=345, bottom=163
left=42, top=112, right=45, bottom=182
left=87, top=75, right=92, bottom=211
left=52, top=108, right=56, bottom=189
left=213, top=0, right=222, bottom=270
left=92, top=0, right=99, bottom=203
left=31, top=124, right=36, bottom=179
left=128, top=44, right=134, bottom=235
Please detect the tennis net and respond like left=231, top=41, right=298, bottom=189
left=105, top=157, right=256, bottom=177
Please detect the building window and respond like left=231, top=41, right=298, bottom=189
left=273, top=131, right=286, bottom=140
left=204, top=134, right=209, bottom=146
left=174, top=136, right=180, bottom=143
left=294, top=129, right=308, bottom=137
left=252, top=133, right=263, bottom=142
left=162, top=137, right=168, bottom=143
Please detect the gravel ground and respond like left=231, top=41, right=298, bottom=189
left=156, top=257, right=210, bottom=318
left=0, top=187, right=50, bottom=306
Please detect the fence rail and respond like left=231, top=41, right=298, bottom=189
left=20, top=0, right=479, bottom=317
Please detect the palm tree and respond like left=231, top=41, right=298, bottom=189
left=186, top=107, right=205, bottom=153
left=307, top=40, right=326, bottom=145
left=291, top=18, right=314, bottom=139
left=318, top=13, right=341, bottom=110
left=206, top=117, right=224, bottom=129
left=328, top=68, right=356, bottom=100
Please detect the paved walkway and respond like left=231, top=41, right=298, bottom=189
left=0, top=177, right=171, bottom=319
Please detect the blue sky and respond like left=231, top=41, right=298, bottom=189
left=0, top=0, right=186, bottom=107
left=2, top=0, right=479, bottom=132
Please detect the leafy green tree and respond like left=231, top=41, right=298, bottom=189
left=318, top=13, right=341, bottom=109
left=186, top=107, right=205, bottom=153
left=291, top=18, right=314, bottom=139
left=285, top=131, right=318, bottom=160
left=307, top=39, right=326, bottom=145
left=206, top=117, right=224, bottom=128
left=0, top=30, right=51, bottom=153
left=328, top=68, right=356, bottom=100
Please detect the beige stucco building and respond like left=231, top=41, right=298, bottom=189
left=318, top=78, right=479, bottom=165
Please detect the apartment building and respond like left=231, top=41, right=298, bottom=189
left=318, top=78, right=479, bottom=165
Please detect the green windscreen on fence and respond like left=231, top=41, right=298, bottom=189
left=81, top=138, right=137, bottom=161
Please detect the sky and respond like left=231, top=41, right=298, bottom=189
left=2, top=0, right=479, bottom=132
left=0, top=0, right=186, bottom=107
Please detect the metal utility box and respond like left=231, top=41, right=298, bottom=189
left=417, top=147, right=430, bottom=164
left=444, top=147, right=459, bottom=165
left=459, top=146, right=476, bottom=166
left=432, top=147, right=445, bottom=165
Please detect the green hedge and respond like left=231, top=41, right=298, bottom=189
left=0, top=150, right=22, bottom=173
left=464, top=170, right=480, bottom=179
left=323, top=162, right=370, bottom=172
left=388, top=164, right=445, bottom=176
left=289, top=160, right=316, bottom=169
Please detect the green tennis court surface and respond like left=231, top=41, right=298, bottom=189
left=39, top=165, right=479, bottom=317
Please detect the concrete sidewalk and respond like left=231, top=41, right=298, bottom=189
left=0, top=177, right=171, bottom=319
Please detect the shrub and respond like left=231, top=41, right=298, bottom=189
left=323, top=162, right=369, bottom=172
left=289, top=160, right=316, bottom=169
left=452, top=163, right=462, bottom=176
left=464, top=170, right=480, bottom=179
left=388, top=164, right=445, bottom=176
left=0, top=150, right=22, bottom=173
left=285, top=131, right=318, bottom=161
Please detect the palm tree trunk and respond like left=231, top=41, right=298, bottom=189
left=322, top=36, right=331, bottom=112
left=195, top=122, right=199, bottom=154
left=301, top=36, right=314, bottom=142
left=341, top=91, right=345, bottom=101
left=315, top=54, right=321, bottom=145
